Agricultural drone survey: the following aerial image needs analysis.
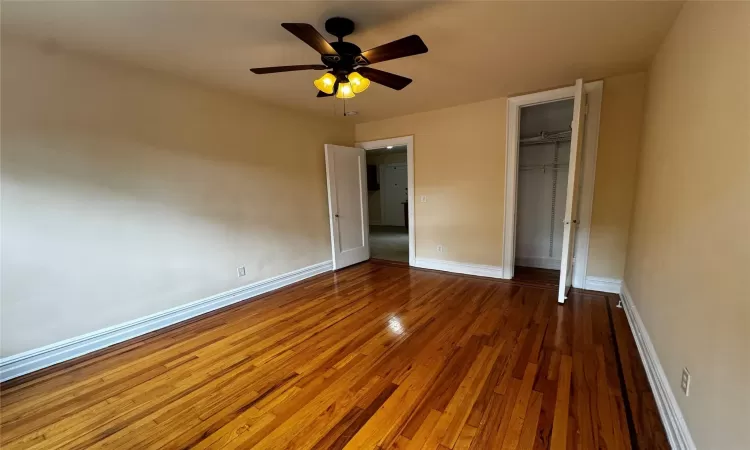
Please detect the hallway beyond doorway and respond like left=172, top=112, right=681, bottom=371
left=369, top=225, right=408, bottom=263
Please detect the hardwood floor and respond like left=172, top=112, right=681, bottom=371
left=512, top=266, right=560, bottom=289
left=0, top=261, right=668, bottom=449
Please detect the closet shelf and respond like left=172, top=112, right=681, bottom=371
left=519, top=163, right=569, bottom=172
left=520, top=129, right=572, bottom=146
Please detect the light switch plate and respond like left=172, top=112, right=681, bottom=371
left=681, top=367, right=690, bottom=396
left=237, top=266, right=246, bottom=277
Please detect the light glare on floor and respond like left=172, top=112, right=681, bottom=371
left=388, top=317, right=404, bottom=335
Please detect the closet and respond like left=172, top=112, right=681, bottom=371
left=515, top=99, right=574, bottom=271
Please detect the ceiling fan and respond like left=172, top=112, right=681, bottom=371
left=250, top=17, right=428, bottom=98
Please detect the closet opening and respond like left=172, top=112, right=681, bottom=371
left=513, top=99, right=574, bottom=286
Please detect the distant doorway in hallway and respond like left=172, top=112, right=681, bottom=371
left=365, top=146, right=408, bottom=263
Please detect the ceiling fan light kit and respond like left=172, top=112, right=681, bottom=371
left=335, top=82, right=355, bottom=99
left=250, top=17, right=428, bottom=100
left=313, top=73, right=337, bottom=94
left=347, top=72, right=370, bottom=94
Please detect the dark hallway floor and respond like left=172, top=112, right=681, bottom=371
left=369, top=225, right=408, bottom=263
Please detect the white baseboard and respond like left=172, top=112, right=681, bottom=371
left=584, top=276, right=622, bottom=293
left=515, top=256, right=561, bottom=270
left=414, top=258, right=503, bottom=279
left=619, top=283, right=696, bottom=450
left=0, top=260, right=333, bottom=382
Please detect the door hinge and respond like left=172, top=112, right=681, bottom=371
left=584, top=102, right=589, bottom=116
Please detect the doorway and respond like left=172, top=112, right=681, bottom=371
left=513, top=99, right=574, bottom=284
left=503, top=80, right=603, bottom=302
left=366, top=148, right=408, bottom=262
left=358, top=136, right=415, bottom=265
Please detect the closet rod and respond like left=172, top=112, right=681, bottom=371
left=519, top=163, right=569, bottom=172
left=519, top=129, right=572, bottom=146
left=521, top=138, right=570, bottom=147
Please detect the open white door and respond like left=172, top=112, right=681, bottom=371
left=325, top=144, right=369, bottom=270
left=558, top=79, right=586, bottom=303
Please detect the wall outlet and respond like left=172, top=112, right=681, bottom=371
left=437, top=245, right=444, bottom=253
left=237, top=266, right=246, bottom=277
left=680, top=367, right=691, bottom=396
left=420, top=195, right=428, bottom=203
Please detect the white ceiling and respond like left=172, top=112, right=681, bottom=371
left=1, top=1, right=683, bottom=122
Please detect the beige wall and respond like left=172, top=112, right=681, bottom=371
left=356, top=99, right=507, bottom=265
left=0, top=38, right=353, bottom=356
left=587, top=73, right=647, bottom=278
left=355, top=75, right=646, bottom=277
left=623, top=3, right=750, bottom=449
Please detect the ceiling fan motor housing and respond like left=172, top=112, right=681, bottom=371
left=325, top=17, right=355, bottom=40
left=322, top=18, right=364, bottom=77
left=325, top=41, right=363, bottom=78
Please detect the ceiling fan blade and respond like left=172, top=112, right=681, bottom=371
left=281, top=23, right=339, bottom=58
left=250, top=64, right=327, bottom=74
left=358, top=35, right=428, bottom=65
left=357, top=67, right=412, bottom=90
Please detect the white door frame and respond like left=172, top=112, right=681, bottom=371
left=501, top=81, right=603, bottom=287
left=355, top=136, right=415, bottom=266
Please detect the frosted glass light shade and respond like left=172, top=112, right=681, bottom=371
left=336, top=82, right=355, bottom=99
left=314, top=73, right=336, bottom=94
left=348, top=72, right=370, bottom=94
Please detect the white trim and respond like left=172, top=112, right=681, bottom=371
left=619, top=283, right=697, bottom=450
left=556, top=78, right=585, bottom=303
left=0, top=261, right=333, bottom=382
left=583, top=276, right=621, bottom=293
left=356, top=136, right=415, bottom=266
left=572, top=81, right=603, bottom=288
left=414, top=258, right=503, bottom=279
left=515, top=257, right=561, bottom=271
left=502, top=81, right=603, bottom=287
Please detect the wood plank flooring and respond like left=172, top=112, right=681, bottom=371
left=0, top=261, right=668, bottom=449
left=512, top=267, right=560, bottom=289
